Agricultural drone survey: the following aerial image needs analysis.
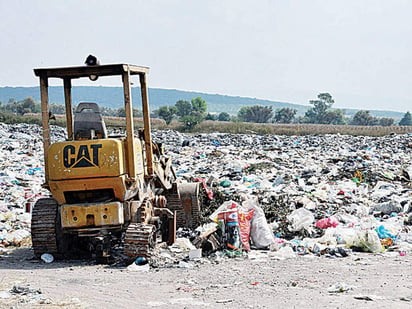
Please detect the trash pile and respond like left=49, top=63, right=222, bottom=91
left=149, top=130, right=412, bottom=265
left=1, top=123, right=411, bottom=267
left=0, top=123, right=64, bottom=248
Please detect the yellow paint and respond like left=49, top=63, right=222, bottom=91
left=61, top=202, right=124, bottom=228
left=46, top=137, right=145, bottom=205
left=48, top=139, right=126, bottom=180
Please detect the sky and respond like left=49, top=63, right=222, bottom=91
left=0, top=0, right=411, bottom=112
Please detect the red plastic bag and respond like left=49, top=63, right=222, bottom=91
left=315, top=217, right=339, bottom=229
left=238, top=208, right=255, bottom=251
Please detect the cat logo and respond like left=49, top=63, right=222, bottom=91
left=63, top=144, right=102, bottom=168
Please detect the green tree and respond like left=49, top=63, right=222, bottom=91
left=191, top=97, right=207, bottom=115
left=157, top=105, right=176, bottom=124
left=2, top=99, right=18, bottom=114
left=11, top=97, right=38, bottom=115
left=181, top=114, right=203, bottom=130
left=116, top=107, right=126, bottom=117
left=237, top=106, right=249, bottom=122
left=274, top=107, right=297, bottom=123
left=176, top=97, right=208, bottom=128
left=49, top=103, right=65, bottom=115
left=379, top=117, right=394, bottom=126
left=323, top=109, right=346, bottom=125
left=237, top=105, right=273, bottom=123
left=175, top=100, right=192, bottom=117
left=205, top=113, right=217, bottom=121
left=218, top=112, right=231, bottom=121
left=100, top=106, right=118, bottom=116
left=22, top=97, right=36, bottom=111
left=33, top=103, right=41, bottom=113
left=399, top=111, right=412, bottom=126
left=304, top=93, right=335, bottom=123
left=350, top=110, right=378, bottom=126
left=116, top=107, right=139, bottom=117
left=15, top=103, right=26, bottom=115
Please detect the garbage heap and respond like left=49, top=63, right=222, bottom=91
left=1, top=124, right=411, bottom=264
left=150, top=130, right=412, bottom=264
left=0, top=123, right=64, bottom=248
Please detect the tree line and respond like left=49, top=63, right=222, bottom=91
left=229, top=93, right=411, bottom=126
left=154, top=93, right=411, bottom=127
left=1, top=93, right=411, bottom=127
left=0, top=97, right=142, bottom=118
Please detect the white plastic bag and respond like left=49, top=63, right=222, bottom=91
left=243, top=198, right=274, bottom=249
left=287, top=208, right=314, bottom=232
left=269, top=246, right=296, bottom=260
left=353, top=229, right=383, bottom=253
left=209, top=200, right=239, bottom=222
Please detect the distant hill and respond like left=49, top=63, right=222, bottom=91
left=0, top=86, right=405, bottom=119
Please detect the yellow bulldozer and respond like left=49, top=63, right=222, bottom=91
left=31, top=60, right=201, bottom=262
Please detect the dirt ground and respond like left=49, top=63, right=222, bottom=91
left=1, top=246, right=411, bottom=309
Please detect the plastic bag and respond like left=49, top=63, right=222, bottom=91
left=217, top=207, right=241, bottom=251
left=315, top=216, right=339, bottom=229
left=209, top=200, right=238, bottom=222
left=287, top=208, right=314, bottom=232
left=376, top=225, right=396, bottom=240
left=334, top=227, right=358, bottom=245
left=370, top=201, right=402, bottom=215
left=243, top=198, right=274, bottom=249
left=238, top=208, right=255, bottom=251
left=353, top=229, right=383, bottom=253
left=269, top=246, right=296, bottom=260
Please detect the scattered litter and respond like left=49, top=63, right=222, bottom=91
left=10, top=285, right=42, bottom=295
left=189, top=248, right=202, bottom=260
left=216, top=299, right=234, bottom=303
left=327, top=282, right=354, bottom=293
left=178, top=261, right=193, bottom=269
left=354, top=295, right=375, bottom=301
left=269, top=246, right=296, bottom=260
left=40, top=253, right=54, bottom=263
left=127, top=262, right=150, bottom=272
left=1, top=124, right=412, bottom=270
left=0, top=291, right=11, bottom=299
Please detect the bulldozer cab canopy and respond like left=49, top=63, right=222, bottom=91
left=33, top=64, right=149, bottom=79
left=34, top=63, right=154, bottom=183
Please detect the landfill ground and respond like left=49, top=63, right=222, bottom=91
left=0, top=246, right=412, bottom=309
left=1, top=123, right=412, bottom=308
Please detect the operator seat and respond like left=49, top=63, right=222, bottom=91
left=74, top=102, right=107, bottom=140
